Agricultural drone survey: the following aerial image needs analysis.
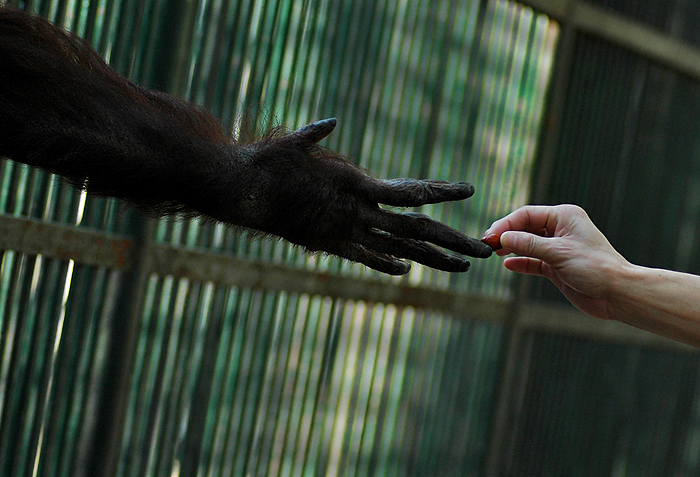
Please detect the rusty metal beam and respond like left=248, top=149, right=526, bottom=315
left=0, top=214, right=695, bottom=353
left=519, top=0, right=700, bottom=82
left=148, top=244, right=511, bottom=323
left=0, top=215, right=132, bottom=269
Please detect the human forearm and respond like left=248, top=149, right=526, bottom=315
left=608, top=264, right=700, bottom=347
left=489, top=205, right=700, bottom=347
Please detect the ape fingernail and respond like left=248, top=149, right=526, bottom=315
left=481, top=233, right=502, bottom=251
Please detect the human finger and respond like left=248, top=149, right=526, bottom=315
left=503, top=256, right=548, bottom=277
left=364, top=178, right=475, bottom=207
left=364, top=208, right=492, bottom=258
left=486, top=205, right=562, bottom=237
left=499, top=230, right=561, bottom=264
left=357, top=230, right=471, bottom=272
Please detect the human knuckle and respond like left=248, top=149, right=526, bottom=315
left=521, top=234, right=538, bottom=255
left=560, top=204, right=586, bottom=217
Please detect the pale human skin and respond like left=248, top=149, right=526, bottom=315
left=486, top=204, right=700, bottom=348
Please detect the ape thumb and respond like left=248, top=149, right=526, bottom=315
left=500, top=231, right=554, bottom=262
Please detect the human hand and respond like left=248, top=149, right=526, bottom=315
left=232, top=119, right=492, bottom=275
left=485, top=204, right=630, bottom=319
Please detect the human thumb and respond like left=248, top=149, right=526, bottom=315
left=500, top=231, right=555, bottom=262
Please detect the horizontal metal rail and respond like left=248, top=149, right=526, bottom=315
left=1, top=214, right=695, bottom=354
left=149, top=244, right=510, bottom=322
left=0, top=215, right=131, bottom=269
left=520, top=0, right=700, bottom=82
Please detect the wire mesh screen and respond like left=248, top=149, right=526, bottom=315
left=109, top=0, right=556, bottom=474
left=503, top=332, right=700, bottom=476
left=153, top=0, right=557, bottom=295
left=120, top=283, right=504, bottom=475
left=0, top=253, right=120, bottom=476
left=6, top=0, right=700, bottom=475
left=532, top=32, right=700, bottom=297
left=0, top=0, right=559, bottom=475
left=516, top=5, right=700, bottom=476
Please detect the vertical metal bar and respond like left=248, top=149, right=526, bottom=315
left=76, top=218, right=156, bottom=477
left=178, top=285, right=228, bottom=476
left=528, top=19, right=576, bottom=206
left=75, top=0, right=202, bottom=471
left=416, top=0, right=460, bottom=181
left=483, top=6, right=577, bottom=476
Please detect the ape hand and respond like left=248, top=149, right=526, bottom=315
left=225, top=119, right=492, bottom=275
left=0, top=10, right=489, bottom=275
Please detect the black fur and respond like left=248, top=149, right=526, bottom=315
left=0, top=8, right=491, bottom=274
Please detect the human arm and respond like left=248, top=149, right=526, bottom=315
left=485, top=204, right=700, bottom=347
left=0, top=8, right=491, bottom=275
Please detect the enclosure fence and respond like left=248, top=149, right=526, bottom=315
left=1, top=0, right=700, bottom=475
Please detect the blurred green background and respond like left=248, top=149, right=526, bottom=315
left=2, top=0, right=700, bottom=475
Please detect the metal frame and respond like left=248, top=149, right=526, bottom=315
left=521, top=0, right=700, bottom=82
left=0, top=215, right=694, bottom=353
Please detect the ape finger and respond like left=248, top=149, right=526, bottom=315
left=364, top=179, right=475, bottom=207
left=325, top=243, right=411, bottom=275
left=282, top=118, right=337, bottom=148
left=364, top=209, right=492, bottom=258
left=358, top=230, right=471, bottom=272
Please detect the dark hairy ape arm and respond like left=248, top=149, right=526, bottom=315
left=0, top=7, right=492, bottom=275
